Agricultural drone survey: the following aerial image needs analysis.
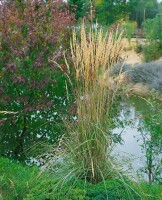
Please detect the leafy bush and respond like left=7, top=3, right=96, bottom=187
left=25, top=177, right=162, bottom=200
left=112, top=62, right=130, bottom=76
left=145, top=15, right=162, bottom=47
left=0, top=157, right=39, bottom=200
left=143, top=15, right=162, bottom=62
left=81, top=179, right=140, bottom=200
left=1, top=157, right=161, bottom=200
left=136, top=182, right=162, bottom=200
left=68, top=0, right=90, bottom=20
left=137, top=92, right=162, bottom=184
left=24, top=178, right=141, bottom=200
left=123, top=21, right=137, bottom=43
left=114, top=61, right=162, bottom=93
left=128, top=62, right=162, bottom=92
left=24, top=180, right=87, bottom=200
left=135, top=43, right=143, bottom=54
left=143, top=42, right=161, bottom=62
left=0, top=0, right=74, bottom=160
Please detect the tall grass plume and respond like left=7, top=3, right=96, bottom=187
left=56, top=23, right=124, bottom=184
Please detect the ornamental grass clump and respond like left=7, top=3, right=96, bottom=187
left=61, top=23, right=124, bottom=184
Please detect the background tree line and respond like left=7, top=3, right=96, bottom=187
left=69, top=0, right=161, bottom=27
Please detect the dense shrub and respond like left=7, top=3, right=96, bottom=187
left=68, top=0, right=90, bottom=20
left=143, top=15, right=162, bottom=62
left=145, top=15, right=162, bottom=47
left=0, top=0, right=74, bottom=160
left=23, top=177, right=162, bottom=200
left=143, top=42, right=161, bottom=62
left=0, top=157, right=39, bottom=200
left=24, top=178, right=141, bottom=200
left=114, top=61, right=162, bottom=93
left=123, top=21, right=137, bottom=43
left=137, top=93, right=162, bottom=184
left=112, top=62, right=131, bottom=75
left=129, top=62, right=162, bottom=92
left=1, top=157, right=161, bottom=200
left=135, top=43, right=143, bottom=54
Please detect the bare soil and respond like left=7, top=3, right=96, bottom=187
left=122, top=38, right=143, bottom=65
left=122, top=38, right=162, bottom=65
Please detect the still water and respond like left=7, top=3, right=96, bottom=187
left=113, top=97, right=162, bottom=182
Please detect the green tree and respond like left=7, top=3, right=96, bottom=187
left=145, top=14, right=162, bottom=46
left=94, top=0, right=129, bottom=25
left=68, top=0, right=90, bottom=20
left=128, top=0, right=159, bottom=27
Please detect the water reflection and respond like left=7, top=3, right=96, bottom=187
left=113, top=97, right=162, bottom=183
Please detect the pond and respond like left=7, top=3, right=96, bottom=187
left=113, top=96, right=162, bottom=183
